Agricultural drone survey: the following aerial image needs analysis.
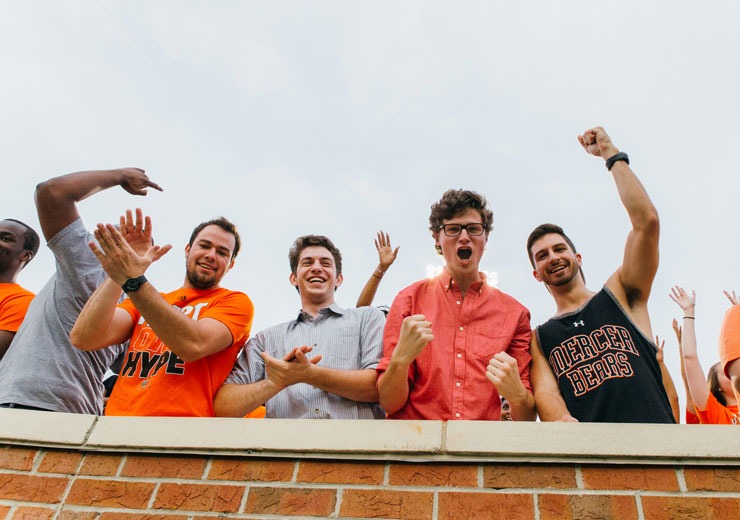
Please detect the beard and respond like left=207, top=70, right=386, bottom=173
left=545, top=263, right=580, bottom=287
left=186, top=268, right=218, bottom=290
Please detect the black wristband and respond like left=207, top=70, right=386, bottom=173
left=605, top=152, right=629, bottom=171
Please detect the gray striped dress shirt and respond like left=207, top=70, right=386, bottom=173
left=225, top=303, right=386, bottom=419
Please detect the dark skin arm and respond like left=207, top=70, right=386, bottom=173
left=34, top=168, right=162, bottom=242
left=0, top=330, right=15, bottom=362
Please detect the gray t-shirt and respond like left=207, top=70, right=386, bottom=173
left=226, top=303, right=385, bottom=419
left=0, top=218, right=125, bottom=414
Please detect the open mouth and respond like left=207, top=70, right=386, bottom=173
left=457, top=248, right=472, bottom=260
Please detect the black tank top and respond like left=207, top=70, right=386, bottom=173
left=536, top=288, right=675, bottom=423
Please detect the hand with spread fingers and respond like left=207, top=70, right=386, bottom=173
left=119, top=208, right=155, bottom=256
left=724, top=290, right=740, bottom=306
left=89, top=223, right=171, bottom=286
left=375, top=231, right=399, bottom=272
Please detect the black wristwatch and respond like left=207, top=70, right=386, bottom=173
left=122, top=275, right=148, bottom=293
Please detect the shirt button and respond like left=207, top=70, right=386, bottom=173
left=456, top=300, right=461, bottom=305
left=457, top=353, right=462, bottom=359
left=459, top=326, right=464, bottom=331
left=455, top=382, right=461, bottom=387
left=455, top=412, right=461, bottom=418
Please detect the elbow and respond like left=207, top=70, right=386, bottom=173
left=34, top=177, right=66, bottom=208
left=638, top=208, right=660, bottom=237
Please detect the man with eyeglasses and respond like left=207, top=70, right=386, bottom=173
left=377, top=189, right=535, bottom=421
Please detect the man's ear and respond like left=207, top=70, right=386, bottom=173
left=533, top=269, right=542, bottom=282
left=20, top=250, right=34, bottom=266
left=432, top=232, right=442, bottom=255
left=334, top=273, right=344, bottom=291
left=576, top=253, right=582, bottom=266
left=227, top=258, right=235, bottom=271
left=184, top=244, right=191, bottom=257
left=289, top=272, right=298, bottom=288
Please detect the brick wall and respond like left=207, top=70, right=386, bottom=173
left=2, top=445, right=740, bottom=519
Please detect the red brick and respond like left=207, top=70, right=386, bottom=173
left=340, top=489, right=433, bottom=520
left=0, top=446, right=37, bottom=471
left=100, top=514, right=189, bottom=520
left=246, top=487, right=336, bottom=516
left=10, top=506, right=55, bottom=519
left=483, top=464, right=576, bottom=489
left=121, top=454, right=206, bottom=479
left=389, top=463, right=477, bottom=487
left=684, top=467, right=740, bottom=492
left=66, top=479, right=155, bottom=508
left=0, top=505, right=9, bottom=519
left=153, top=482, right=244, bottom=512
left=58, top=511, right=98, bottom=520
left=37, top=451, right=83, bottom=474
left=581, top=466, right=678, bottom=491
left=641, top=496, right=740, bottom=519
left=79, top=453, right=123, bottom=476
left=539, top=494, right=638, bottom=520
left=208, top=458, right=294, bottom=482
left=297, top=461, right=384, bottom=485
left=439, top=492, right=533, bottom=520
left=0, top=474, right=68, bottom=503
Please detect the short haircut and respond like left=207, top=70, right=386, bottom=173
left=188, top=217, right=241, bottom=260
left=428, top=189, right=493, bottom=254
left=526, top=223, right=585, bottom=283
left=708, top=362, right=728, bottom=407
left=4, top=218, right=40, bottom=267
left=289, top=235, right=342, bottom=276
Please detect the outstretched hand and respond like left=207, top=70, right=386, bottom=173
left=375, top=231, right=399, bottom=271
left=577, top=126, right=619, bottom=159
left=89, top=223, right=171, bottom=285
left=724, top=290, right=740, bottom=306
left=118, top=168, right=163, bottom=196
left=120, top=208, right=154, bottom=256
left=671, top=318, right=683, bottom=347
left=669, top=286, right=696, bottom=313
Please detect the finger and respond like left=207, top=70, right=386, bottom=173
left=309, top=355, right=322, bottom=365
left=143, top=215, right=152, bottom=239
left=142, top=178, right=164, bottom=192
left=392, top=246, right=400, bottom=258
left=150, top=244, right=172, bottom=261
left=283, top=347, right=299, bottom=361
left=384, top=231, right=391, bottom=245
left=134, top=208, right=144, bottom=232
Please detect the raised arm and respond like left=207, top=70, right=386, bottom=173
left=669, top=286, right=710, bottom=409
left=530, top=334, right=578, bottom=422
left=34, top=168, right=162, bottom=242
left=356, top=231, right=399, bottom=307
left=672, top=318, right=697, bottom=416
left=655, top=335, right=680, bottom=423
left=579, top=127, right=659, bottom=307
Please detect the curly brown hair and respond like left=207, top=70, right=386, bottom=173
left=428, top=189, right=493, bottom=254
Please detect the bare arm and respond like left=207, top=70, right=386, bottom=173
left=672, top=318, right=696, bottom=416
left=530, top=334, right=578, bottom=422
left=34, top=168, right=162, bottom=242
left=655, top=335, right=680, bottom=423
left=356, top=231, right=399, bottom=307
left=579, top=127, right=659, bottom=308
left=669, top=286, right=710, bottom=409
left=214, top=379, right=282, bottom=418
left=0, top=330, right=15, bottom=361
left=377, top=315, right=433, bottom=414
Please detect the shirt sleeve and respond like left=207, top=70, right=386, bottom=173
left=0, top=290, right=34, bottom=332
left=377, top=289, right=415, bottom=383
left=359, top=307, right=385, bottom=370
left=200, top=291, right=254, bottom=348
left=507, top=306, right=533, bottom=393
left=225, top=333, right=265, bottom=385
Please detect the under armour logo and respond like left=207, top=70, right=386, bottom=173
left=573, top=320, right=585, bottom=327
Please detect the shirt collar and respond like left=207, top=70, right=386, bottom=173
left=438, top=269, right=488, bottom=294
left=290, top=302, right=345, bottom=328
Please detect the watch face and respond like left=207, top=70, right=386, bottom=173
left=123, top=276, right=145, bottom=293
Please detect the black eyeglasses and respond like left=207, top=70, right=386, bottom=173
left=440, top=223, right=485, bottom=237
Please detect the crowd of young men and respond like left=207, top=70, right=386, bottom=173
left=4, top=126, right=728, bottom=423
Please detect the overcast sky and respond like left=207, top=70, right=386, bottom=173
left=3, top=2, right=739, bottom=415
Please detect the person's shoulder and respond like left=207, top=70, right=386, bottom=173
left=0, top=283, right=34, bottom=300
left=345, top=305, right=385, bottom=321
left=47, top=217, right=88, bottom=248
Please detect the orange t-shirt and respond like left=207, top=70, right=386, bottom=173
left=696, top=392, right=739, bottom=425
left=106, top=287, right=253, bottom=417
left=685, top=409, right=700, bottom=425
left=720, top=305, right=740, bottom=379
left=0, top=283, right=34, bottom=332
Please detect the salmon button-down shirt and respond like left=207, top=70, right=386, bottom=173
left=378, top=270, right=532, bottom=420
